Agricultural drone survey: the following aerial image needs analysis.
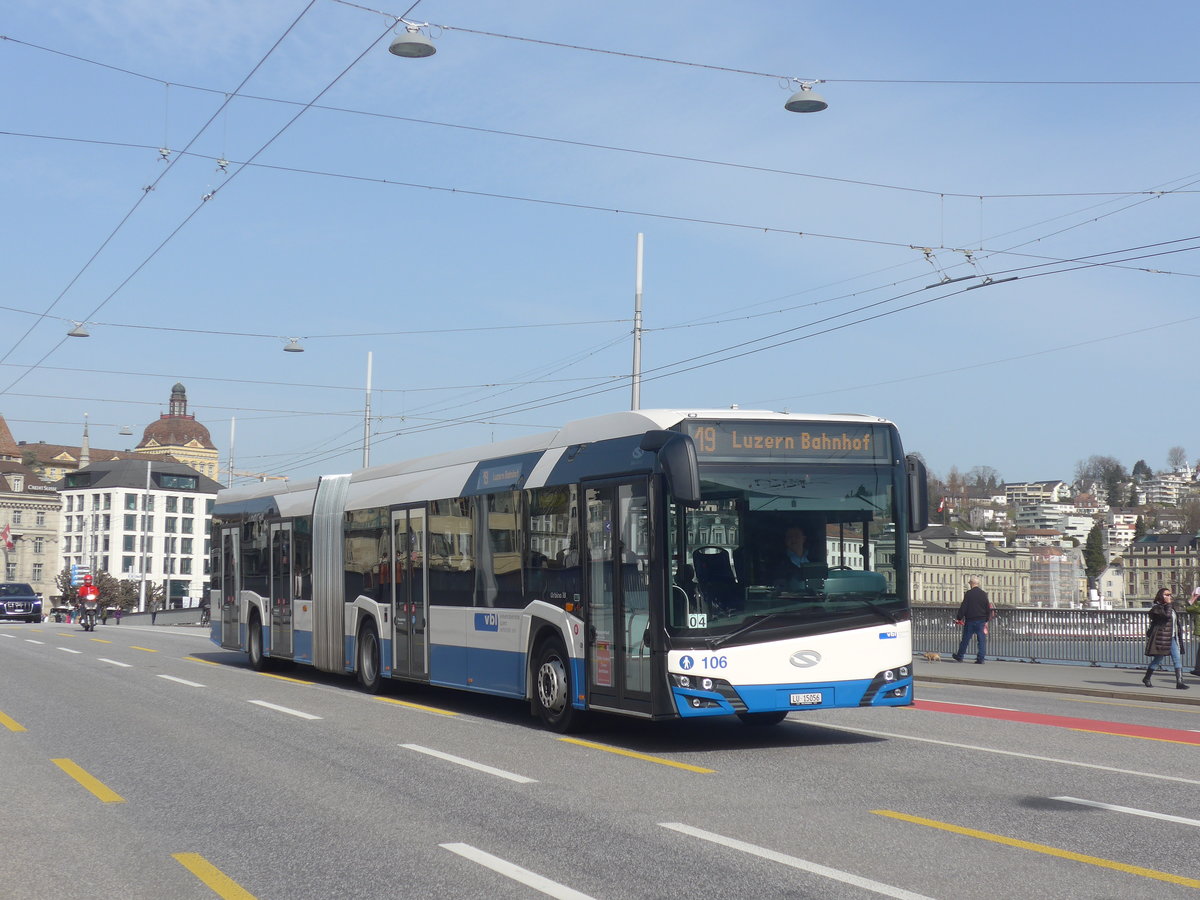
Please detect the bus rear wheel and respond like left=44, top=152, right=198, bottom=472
left=534, top=638, right=579, bottom=733
left=358, top=622, right=382, bottom=694
left=248, top=615, right=266, bottom=671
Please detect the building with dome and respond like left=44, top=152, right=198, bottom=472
left=134, top=383, right=220, bottom=480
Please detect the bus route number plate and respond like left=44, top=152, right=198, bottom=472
left=790, top=692, right=822, bottom=706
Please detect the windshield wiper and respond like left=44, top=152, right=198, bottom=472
left=708, top=614, right=784, bottom=650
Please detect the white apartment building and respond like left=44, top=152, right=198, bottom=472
left=58, top=458, right=221, bottom=609
left=1141, top=473, right=1189, bottom=507
left=1005, top=480, right=1069, bottom=506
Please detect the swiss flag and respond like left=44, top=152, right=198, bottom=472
left=1, top=523, right=11, bottom=551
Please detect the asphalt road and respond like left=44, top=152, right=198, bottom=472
left=2, top=622, right=1198, bottom=899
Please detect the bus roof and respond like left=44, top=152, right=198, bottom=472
left=214, top=408, right=895, bottom=511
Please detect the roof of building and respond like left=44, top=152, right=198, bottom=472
left=0, top=415, right=19, bottom=458
left=0, top=460, right=60, bottom=496
left=55, top=458, right=224, bottom=493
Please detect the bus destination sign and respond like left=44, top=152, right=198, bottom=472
left=682, top=421, right=891, bottom=462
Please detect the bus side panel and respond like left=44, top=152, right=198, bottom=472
left=428, top=605, right=469, bottom=688
left=293, top=598, right=314, bottom=664
left=463, top=609, right=525, bottom=697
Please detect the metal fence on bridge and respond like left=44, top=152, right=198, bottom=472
left=912, top=606, right=1197, bottom=668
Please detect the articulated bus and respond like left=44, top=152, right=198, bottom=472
left=210, top=409, right=929, bottom=731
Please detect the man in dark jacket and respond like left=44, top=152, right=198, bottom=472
left=953, top=577, right=992, bottom=664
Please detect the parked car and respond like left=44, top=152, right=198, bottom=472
left=0, top=583, right=43, bottom=623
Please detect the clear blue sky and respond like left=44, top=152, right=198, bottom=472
left=3, top=0, right=1197, bottom=485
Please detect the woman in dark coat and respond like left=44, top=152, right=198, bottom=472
left=1142, top=588, right=1190, bottom=689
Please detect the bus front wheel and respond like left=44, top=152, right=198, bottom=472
left=534, top=639, right=579, bottom=733
left=358, top=622, right=383, bottom=694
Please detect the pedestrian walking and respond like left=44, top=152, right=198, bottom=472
left=114, top=606, right=122, bottom=625
left=1186, top=588, right=1200, bottom=677
left=1142, top=588, right=1190, bottom=689
left=953, top=576, right=993, bottom=664
left=150, top=599, right=159, bottom=626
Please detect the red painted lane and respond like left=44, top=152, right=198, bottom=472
left=914, top=698, right=1200, bottom=745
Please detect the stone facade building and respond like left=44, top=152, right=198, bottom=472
left=906, top=526, right=1031, bottom=607
left=0, top=459, right=61, bottom=599
left=1123, top=533, right=1200, bottom=607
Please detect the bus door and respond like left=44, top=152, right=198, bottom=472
left=390, top=506, right=428, bottom=679
left=219, top=526, right=240, bottom=649
left=269, top=523, right=294, bottom=659
left=583, top=479, right=652, bottom=715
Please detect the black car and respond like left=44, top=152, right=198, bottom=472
left=0, top=583, right=42, bottom=623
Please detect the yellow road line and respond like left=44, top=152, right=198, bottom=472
left=376, top=696, right=458, bottom=716
left=172, top=853, right=257, bottom=900
left=559, top=737, right=715, bottom=773
left=1066, top=697, right=1200, bottom=714
left=0, top=710, right=27, bottom=732
left=185, top=656, right=221, bottom=666
left=90, top=638, right=112, bottom=644
left=1069, top=727, right=1199, bottom=746
left=873, top=809, right=1200, bottom=889
left=130, top=646, right=158, bottom=653
left=52, top=758, right=126, bottom=803
left=259, top=672, right=314, bottom=685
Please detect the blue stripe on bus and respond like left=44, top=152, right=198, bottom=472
left=293, top=629, right=313, bottom=663
left=429, top=643, right=526, bottom=697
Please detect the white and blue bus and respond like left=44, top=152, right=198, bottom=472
left=210, top=409, right=928, bottom=730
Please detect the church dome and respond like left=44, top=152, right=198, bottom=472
left=135, top=383, right=216, bottom=451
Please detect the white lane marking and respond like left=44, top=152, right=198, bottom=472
left=25, top=639, right=45, bottom=644
left=1, top=633, right=14, bottom=638
left=401, top=743, right=536, bottom=784
left=248, top=700, right=321, bottom=720
left=921, top=700, right=1017, bottom=711
left=1052, top=796, right=1200, bottom=827
left=440, top=843, right=595, bottom=899
left=98, top=658, right=132, bottom=668
left=802, top=721, right=1200, bottom=786
left=661, top=823, right=934, bottom=900
left=157, top=674, right=205, bottom=688
left=57, top=647, right=83, bottom=654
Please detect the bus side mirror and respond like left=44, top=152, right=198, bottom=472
left=906, top=454, right=929, bottom=533
left=641, top=431, right=701, bottom=507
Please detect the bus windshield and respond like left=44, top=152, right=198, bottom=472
left=667, top=462, right=905, bottom=638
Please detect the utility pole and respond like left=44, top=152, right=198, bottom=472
left=631, top=233, right=644, bottom=410
left=363, top=351, right=373, bottom=468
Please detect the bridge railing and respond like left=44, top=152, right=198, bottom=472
left=911, top=605, right=1195, bottom=667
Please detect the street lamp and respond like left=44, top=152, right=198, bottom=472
left=388, top=20, right=437, bottom=58
left=784, top=80, right=828, bottom=113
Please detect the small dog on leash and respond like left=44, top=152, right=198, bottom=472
left=921, top=652, right=941, bottom=662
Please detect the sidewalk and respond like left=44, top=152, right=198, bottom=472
left=916, top=657, right=1200, bottom=706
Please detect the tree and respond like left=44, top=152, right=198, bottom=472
left=1131, top=459, right=1153, bottom=480
left=1134, top=515, right=1146, bottom=540
left=1168, top=446, right=1188, bottom=470
left=1083, top=522, right=1106, bottom=580
left=1075, top=455, right=1127, bottom=502
left=968, top=465, right=1001, bottom=491
left=1183, top=500, right=1200, bottom=536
